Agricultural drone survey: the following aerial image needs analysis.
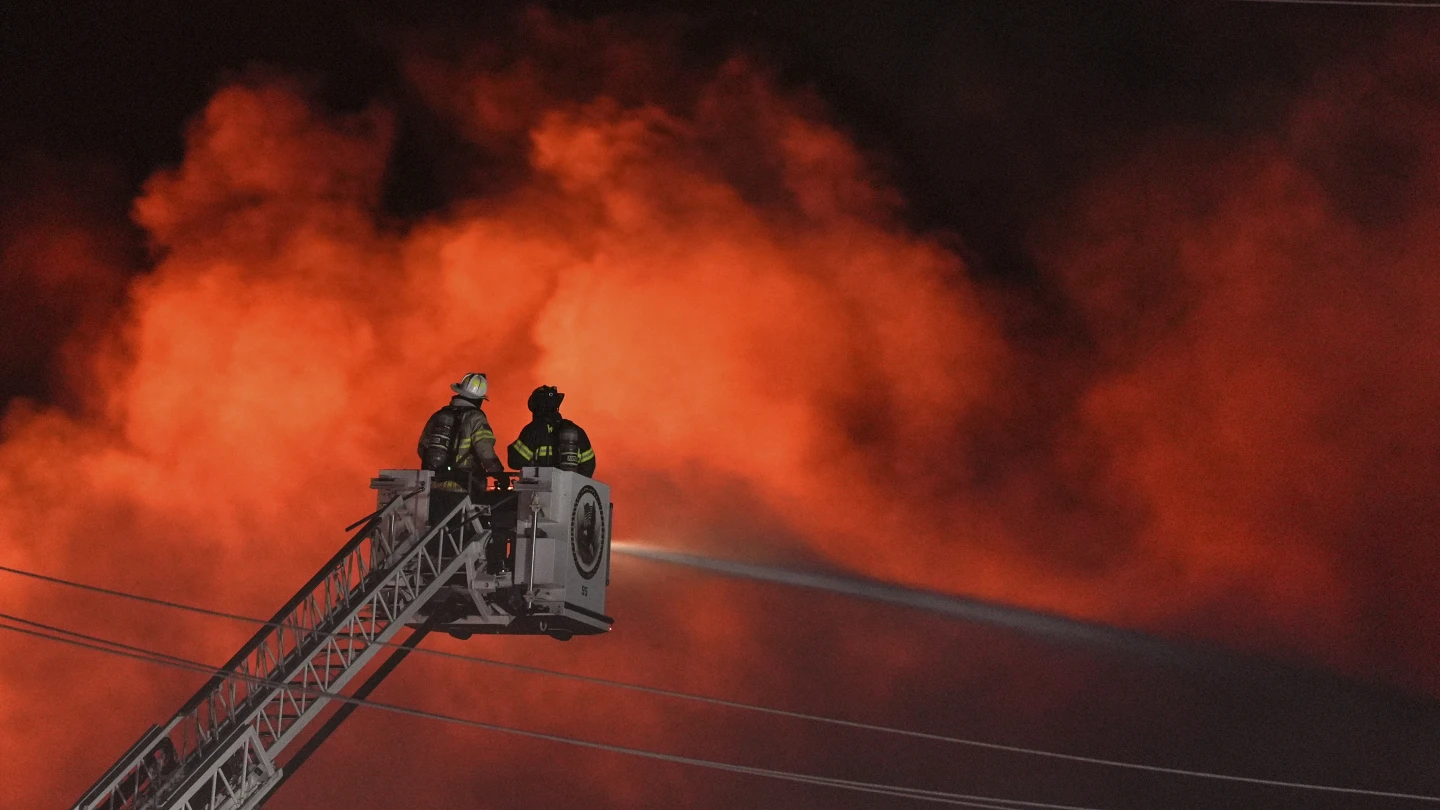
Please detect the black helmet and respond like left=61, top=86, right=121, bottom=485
left=527, top=385, right=564, bottom=414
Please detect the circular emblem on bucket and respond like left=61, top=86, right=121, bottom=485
left=570, top=486, right=605, bottom=580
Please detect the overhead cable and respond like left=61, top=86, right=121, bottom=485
left=0, top=616, right=1097, bottom=810
left=3, top=559, right=1439, bottom=804
left=1229, top=0, right=1440, bottom=7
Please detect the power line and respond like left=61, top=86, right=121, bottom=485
left=0, top=616, right=1036, bottom=810
left=0, top=617, right=1096, bottom=810
left=0, top=562, right=295, bottom=625
left=1230, top=0, right=1440, bottom=7
left=4, top=559, right=1439, bottom=803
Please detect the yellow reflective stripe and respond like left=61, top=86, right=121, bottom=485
left=512, top=441, right=534, bottom=460
left=536, top=446, right=553, bottom=457
left=457, top=439, right=472, bottom=450
left=577, top=449, right=595, bottom=462
left=473, top=429, right=495, bottom=442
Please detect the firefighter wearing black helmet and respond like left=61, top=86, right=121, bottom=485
left=508, top=385, right=596, bottom=477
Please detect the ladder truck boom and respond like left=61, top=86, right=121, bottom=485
left=73, top=467, right=613, bottom=810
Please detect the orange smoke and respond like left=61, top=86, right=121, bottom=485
left=2, top=12, right=1440, bottom=809
left=0, top=22, right=1004, bottom=806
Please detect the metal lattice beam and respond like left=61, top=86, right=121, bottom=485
left=75, top=481, right=484, bottom=810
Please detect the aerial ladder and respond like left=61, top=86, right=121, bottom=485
left=72, top=466, right=613, bottom=810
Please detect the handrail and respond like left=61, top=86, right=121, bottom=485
left=73, top=490, right=421, bottom=810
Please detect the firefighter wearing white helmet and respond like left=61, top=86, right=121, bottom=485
left=417, top=373, right=506, bottom=523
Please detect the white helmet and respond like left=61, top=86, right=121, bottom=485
left=450, top=372, right=489, bottom=400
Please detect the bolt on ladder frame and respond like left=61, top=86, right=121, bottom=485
left=72, top=470, right=485, bottom=810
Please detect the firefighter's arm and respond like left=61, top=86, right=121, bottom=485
left=576, top=425, right=596, bottom=476
left=465, top=412, right=506, bottom=474
left=508, top=436, right=534, bottom=469
left=508, top=421, right=537, bottom=469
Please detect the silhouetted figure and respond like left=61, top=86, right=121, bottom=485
left=507, top=385, right=595, bottom=477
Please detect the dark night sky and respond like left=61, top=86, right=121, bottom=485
left=0, top=0, right=1395, bottom=404
left=4, top=2, right=1440, bottom=809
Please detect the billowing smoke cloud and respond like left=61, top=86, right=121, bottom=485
left=1028, top=34, right=1440, bottom=686
left=0, top=16, right=1004, bottom=807
left=2, top=11, right=1439, bottom=810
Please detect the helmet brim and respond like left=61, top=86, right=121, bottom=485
left=527, top=388, right=563, bottom=413
left=451, top=382, right=488, bottom=399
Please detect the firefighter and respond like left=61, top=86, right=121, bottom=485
left=507, top=385, right=596, bottom=477
left=418, top=373, right=506, bottom=526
